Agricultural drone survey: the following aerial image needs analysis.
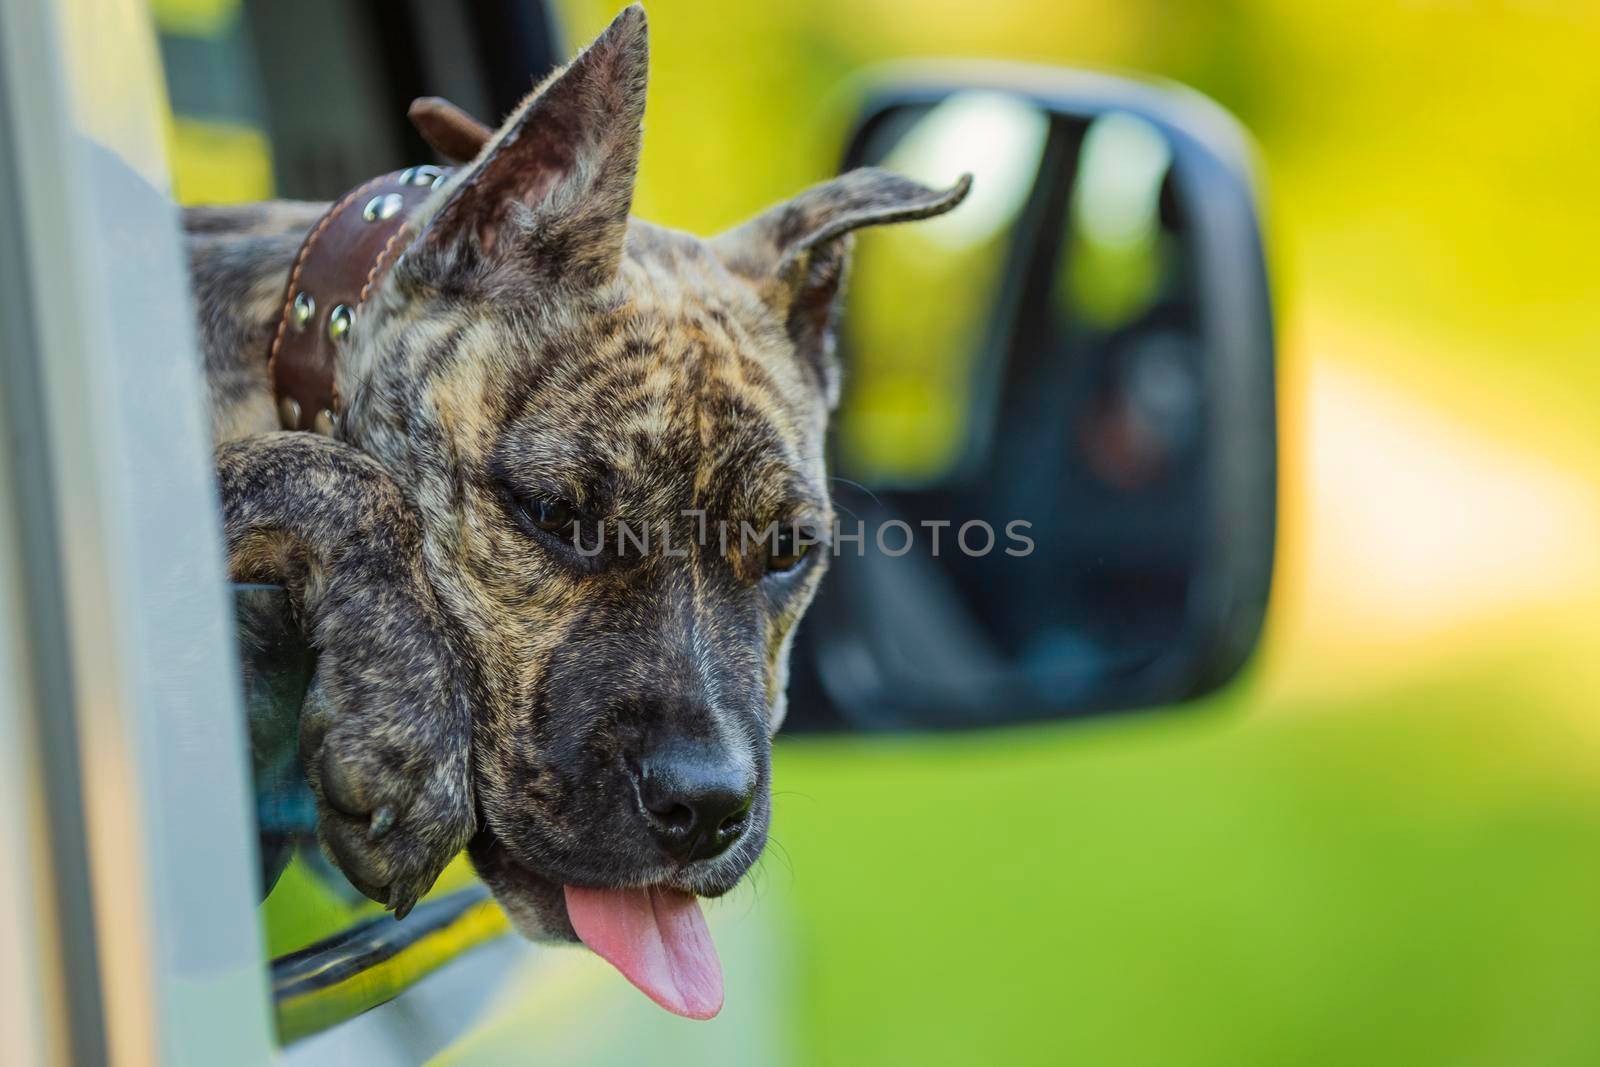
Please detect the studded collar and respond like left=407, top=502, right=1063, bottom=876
left=267, top=164, right=452, bottom=433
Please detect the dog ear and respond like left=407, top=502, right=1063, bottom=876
left=712, top=168, right=971, bottom=409
left=405, top=5, right=647, bottom=291
left=408, top=97, right=492, bottom=165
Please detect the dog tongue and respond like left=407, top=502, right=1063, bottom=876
left=563, top=885, right=723, bottom=1020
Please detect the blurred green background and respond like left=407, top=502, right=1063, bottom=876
left=162, top=0, right=1600, bottom=1061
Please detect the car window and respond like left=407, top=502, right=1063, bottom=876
left=152, top=0, right=560, bottom=1042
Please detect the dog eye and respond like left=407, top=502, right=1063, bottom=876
left=766, top=529, right=812, bottom=574
left=518, top=495, right=577, bottom=536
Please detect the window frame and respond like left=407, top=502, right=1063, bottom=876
left=0, top=0, right=276, bottom=1062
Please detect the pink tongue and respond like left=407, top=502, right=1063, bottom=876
left=564, top=885, right=723, bottom=1020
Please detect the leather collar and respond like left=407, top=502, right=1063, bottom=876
left=267, top=165, right=453, bottom=433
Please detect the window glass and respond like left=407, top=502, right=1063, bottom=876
left=153, top=0, right=274, bottom=202
left=816, top=101, right=1207, bottom=726
left=839, top=91, right=1049, bottom=485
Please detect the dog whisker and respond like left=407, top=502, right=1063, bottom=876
left=826, top=474, right=884, bottom=510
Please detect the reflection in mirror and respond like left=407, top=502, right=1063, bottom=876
left=789, top=92, right=1245, bottom=730
left=840, top=90, right=1049, bottom=485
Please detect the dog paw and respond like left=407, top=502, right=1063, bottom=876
left=298, top=589, right=475, bottom=917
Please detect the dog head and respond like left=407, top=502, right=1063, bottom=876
left=333, top=4, right=968, bottom=1013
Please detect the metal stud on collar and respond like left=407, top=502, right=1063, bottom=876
left=362, top=193, right=404, bottom=222
left=273, top=166, right=430, bottom=443
left=291, top=291, right=315, bottom=330
left=328, top=304, right=353, bottom=341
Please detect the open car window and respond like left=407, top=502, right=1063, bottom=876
left=152, top=0, right=561, bottom=1043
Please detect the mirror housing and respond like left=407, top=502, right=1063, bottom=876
left=785, top=62, right=1276, bottom=731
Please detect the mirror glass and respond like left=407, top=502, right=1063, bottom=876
left=788, top=92, right=1227, bottom=730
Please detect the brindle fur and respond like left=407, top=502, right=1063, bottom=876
left=186, top=6, right=968, bottom=936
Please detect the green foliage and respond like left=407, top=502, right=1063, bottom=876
left=773, top=658, right=1600, bottom=1065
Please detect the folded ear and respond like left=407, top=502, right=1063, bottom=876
left=405, top=5, right=647, bottom=292
left=408, top=96, right=493, bottom=165
left=712, top=168, right=972, bottom=409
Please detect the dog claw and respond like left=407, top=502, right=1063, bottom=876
left=369, top=806, right=397, bottom=840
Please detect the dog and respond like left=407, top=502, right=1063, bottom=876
left=185, top=5, right=967, bottom=1018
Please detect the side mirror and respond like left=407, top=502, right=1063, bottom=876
left=787, top=63, right=1277, bottom=731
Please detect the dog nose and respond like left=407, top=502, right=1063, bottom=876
left=634, top=742, right=755, bottom=864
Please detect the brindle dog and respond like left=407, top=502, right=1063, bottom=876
left=185, top=4, right=966, bottom=1009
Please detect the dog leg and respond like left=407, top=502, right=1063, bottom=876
left=216, top=432, right=474, bottom=917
